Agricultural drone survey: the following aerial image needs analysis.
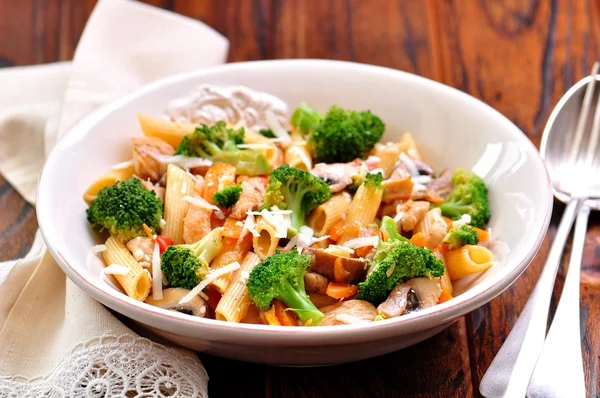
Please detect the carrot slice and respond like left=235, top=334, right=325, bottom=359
left=273, top=299, right=298, bottom=326
left=202, top=163, right=237, bottom=204
left=438, top=287, right=453, bottom=303
left=333, top=258, right=351, bottom=282
left=442, top=216, right=454, bottom=229
left=260, top=306, right=281, bottom=326
left=355, top=246, right=374, bottom=258
left=223, top=217, right=244, bottom=239
left=326, top=282, right=358, bottom=300
left=473, top=227, right=489, bottom=242
left=328, top=219, right=346, bottom=242
left=410, top=232, right=427, bottom=247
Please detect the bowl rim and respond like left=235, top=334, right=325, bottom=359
left=37, top=58, right=553, bottom=342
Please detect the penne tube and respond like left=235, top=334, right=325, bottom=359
left=244, top=130, right=283, bottom=169
left=83, top=165, right=135, bottom=205
left=210, top=235, right=252, bottom=293
left=215, top=252, right=261, bottom=322
left=103, top=236, right=151, bottom=301
left=252, top=217, right=280, bottom=260
left=373, top=143, right=401, bottom=178
left=396, top=132, right=422, bottom=160
left=284, top=132, right=312, bottom=171
left=443, top=244, right=494, bottom=280
left=413, top=208, right=448, bottom=249
left=163, top=164, right=194, bottom=244
left=136, top=114, right=197, bottom=149
left=337, top=181, right=384, bottom=244
left=307, top=192, right=352, bottom=237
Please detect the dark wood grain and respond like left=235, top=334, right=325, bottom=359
left=0, top=1, right=599, bottom=397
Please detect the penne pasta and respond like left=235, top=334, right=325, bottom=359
left=136, top=114, right=197, bottom=149
left=244, top=130, right=283, bottom=169
left=307, top=192, right=352, bottom=237
left=443, top=244, right=494, bottom=280
left=396, top=132, right=422, bottom=160
left=163, top=164, right=194, bottom=244
left=102, top=236, right=151, bottom=301
left=215, top=252, right=261, bottom=322
left=252, top=217, right=280, bottom=260
left=284, top=132, right=312, bottom=171
left=337, top=181, right=384, bottom=244
left=83, top=165, right=135, bottom=205
left=373, top=143, right=401, bottom=178
left=413, top=208, right=448, bottom=249
left=210, top=235, right=253, bottom=293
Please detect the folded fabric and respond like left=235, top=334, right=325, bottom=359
left=0, top=0, right=228, bottom=396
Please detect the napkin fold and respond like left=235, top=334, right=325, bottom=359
left=0, top=0, right=228, bottom=396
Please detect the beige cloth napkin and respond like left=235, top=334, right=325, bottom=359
left=0, top=0, right=228, bottom=396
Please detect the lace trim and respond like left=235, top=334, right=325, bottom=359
left=0, top=334, right=208, bottom=398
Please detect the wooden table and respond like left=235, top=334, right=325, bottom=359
left=1, top=1, right=599, bottom=396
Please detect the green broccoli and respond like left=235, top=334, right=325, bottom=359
left=262, top=164, right=331, bottom=233
left=363, top=172, right=383, bottom=190
left=161, top=228, right=223, bottom=289
left=357, top=240, right=445, bottom=305
left=86, top=178, right=162, bottom=242
left=290, top=102, right=323, bottom=135
left=259, top=128, right=276, bottom=138
left=308, top=105, right=385, bottom=163
left=247, top=250, right=323, bottom=326
left=438, top=168, right=491, bottom=228
left=175, top=121, right=271, bottom=176
left=380, top=216, right=408, bottom=242
left=213, top=184, right=242, bottom=208
left=444, top=224, right=479, bottom=249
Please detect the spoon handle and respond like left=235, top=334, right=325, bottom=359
left=526, top=204, right=589, bottom=398
left=479, top=199, right=582, bottom=398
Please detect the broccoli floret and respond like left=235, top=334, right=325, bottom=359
left=213, top=184, right=242, bottom=208
left=444, top=225, right=479, bottom=249
left=259, top=128, right=276, bottom=138
left=161, top=228, right=223, bottom=289
left=86, top=178, right=162, bottom=242
left=290, top=102, right=323, bottom=135
left=262, top=165, right=331, bottom=232
left=308, top=105, right=385, bottom=163
left=380, top=216, right=408, bottom=242
left=357, top=240, right=445, bottom=305
left=363, top=172, right=383, bottom=190
left=247, top=250, right=323, bottom=326
left=175, top=121, right=271, bottom=176
left=438, top=168, right=491, bottom=228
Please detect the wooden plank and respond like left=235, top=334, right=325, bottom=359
left=0, top=175, right=37, bottom=262
left=0, top=0, right=34, bottom=66
left=435, top=0, right=600, bottom=394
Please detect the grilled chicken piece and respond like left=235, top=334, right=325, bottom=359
left=413, top=208, right=448, bottom=249
left=320, top=300, right=377, bottom=325
left=310, top=161, right=364, bottom=193
left=126, top=236, right=155, bottom=268
left=304, top=272, right=329, bottom=294
left=427, top=169, right=453, bottom=199
left=304, top=247, right=369, bottom=283
left=397, top=200, right=430, bottom=232
left=377, top=284, right=411, bottom=318
left=136, top=177, right=166, bottom=202
left=382, top=177, right=414, bottom=203
left=183, top=178, right=212, bottom=244
left=131, top=136, right=174, bottom=182
left=230, top=176, right=267, bottom=220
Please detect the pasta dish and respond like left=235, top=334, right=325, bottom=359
left=84, top=85, right=494, bottom=327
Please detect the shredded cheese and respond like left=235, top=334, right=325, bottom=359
left=179, top=262, right=241, bottom=304
left=237, top=143, right=275, bottom=150
left=152, top=242, right=163, bottom=300
left=386, top=262, right=396, bottom=278
left=412, top=175, right=432, bottom=185
left=149, top=153, right=213, bottom=169
left=393, top=210, right=405, bottom=223
left=256, top=206, right=292, bottom=239
left=452, top=214, right=472, bottom=228
left=111, top=160, right=133, bottom=170
left=198, top=291, right=209, bottom=301
left=184, top=195, right=225, bottom=219
left=335, top=314, right=369, bottom=325
left=343, top=236, right=379, bottom=249
left=103, top=264, right=131, bottom=276
left=133, top=249, right=145, bottom=261
left=288, top=146, right=312, bottom=171
left=265, top=110, right=292, bottom=143
left=324, top=245, right=354, bottom=256
left=399, top=152, right=419, bottom=176
left=239, top=270, right=250, bottom=284
left=92, top=244, right=107, bottom=255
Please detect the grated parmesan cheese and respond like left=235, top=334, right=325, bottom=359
left=103, top=264, right=131, bottom=276
left=452, top=214, right=472, bottom=228
left=152, top=242, right=163, bottom=300
left=399, top=152, right=419, bottom=176
left=265, top=110, right=292, bottom=143
left=149, top=153, right=212, bottom=169
left=179, top=262, right=242, bottom=304
left=237, top=143, right=275, bottom=150
left=133, top=249, right=144, bottom=261
left=184, top=195, right=225, bottom=219
left=239, top=270, right=250, bottom=284
left=342, top=236, right=379, bottom=249
left=288, top=146, right=312, bottom=171
left=92, top=244, right=107, bottom=255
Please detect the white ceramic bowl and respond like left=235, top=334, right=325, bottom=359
left=37, top=60, right=552, bottom=366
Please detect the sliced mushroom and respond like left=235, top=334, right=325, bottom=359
left=304, top=272, right=329, bottom=294
left=304, top=247, right=369, bottom=283
left=310, top=161, right=364, bottom=193
left=405, top=277, right=443, bottom=309
left=413, top=159, right=434, bottom=176
left=427, top=168, right=453, bottom=199
left=377, top=283, right=411, bottom=318
left=320, top=300, right=378, bottom=326
left=145, top=288, right=207, bottom=317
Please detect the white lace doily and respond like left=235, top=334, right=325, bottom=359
left=0, top=335, right=208, bottom=398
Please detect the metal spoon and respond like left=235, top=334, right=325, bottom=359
left=479, top=62, right=600, bottom=398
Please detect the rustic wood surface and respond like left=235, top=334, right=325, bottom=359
left=0, top=0, right=599, bottom=396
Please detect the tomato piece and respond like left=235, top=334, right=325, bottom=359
left=156, top=235, right=174, bottom=253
